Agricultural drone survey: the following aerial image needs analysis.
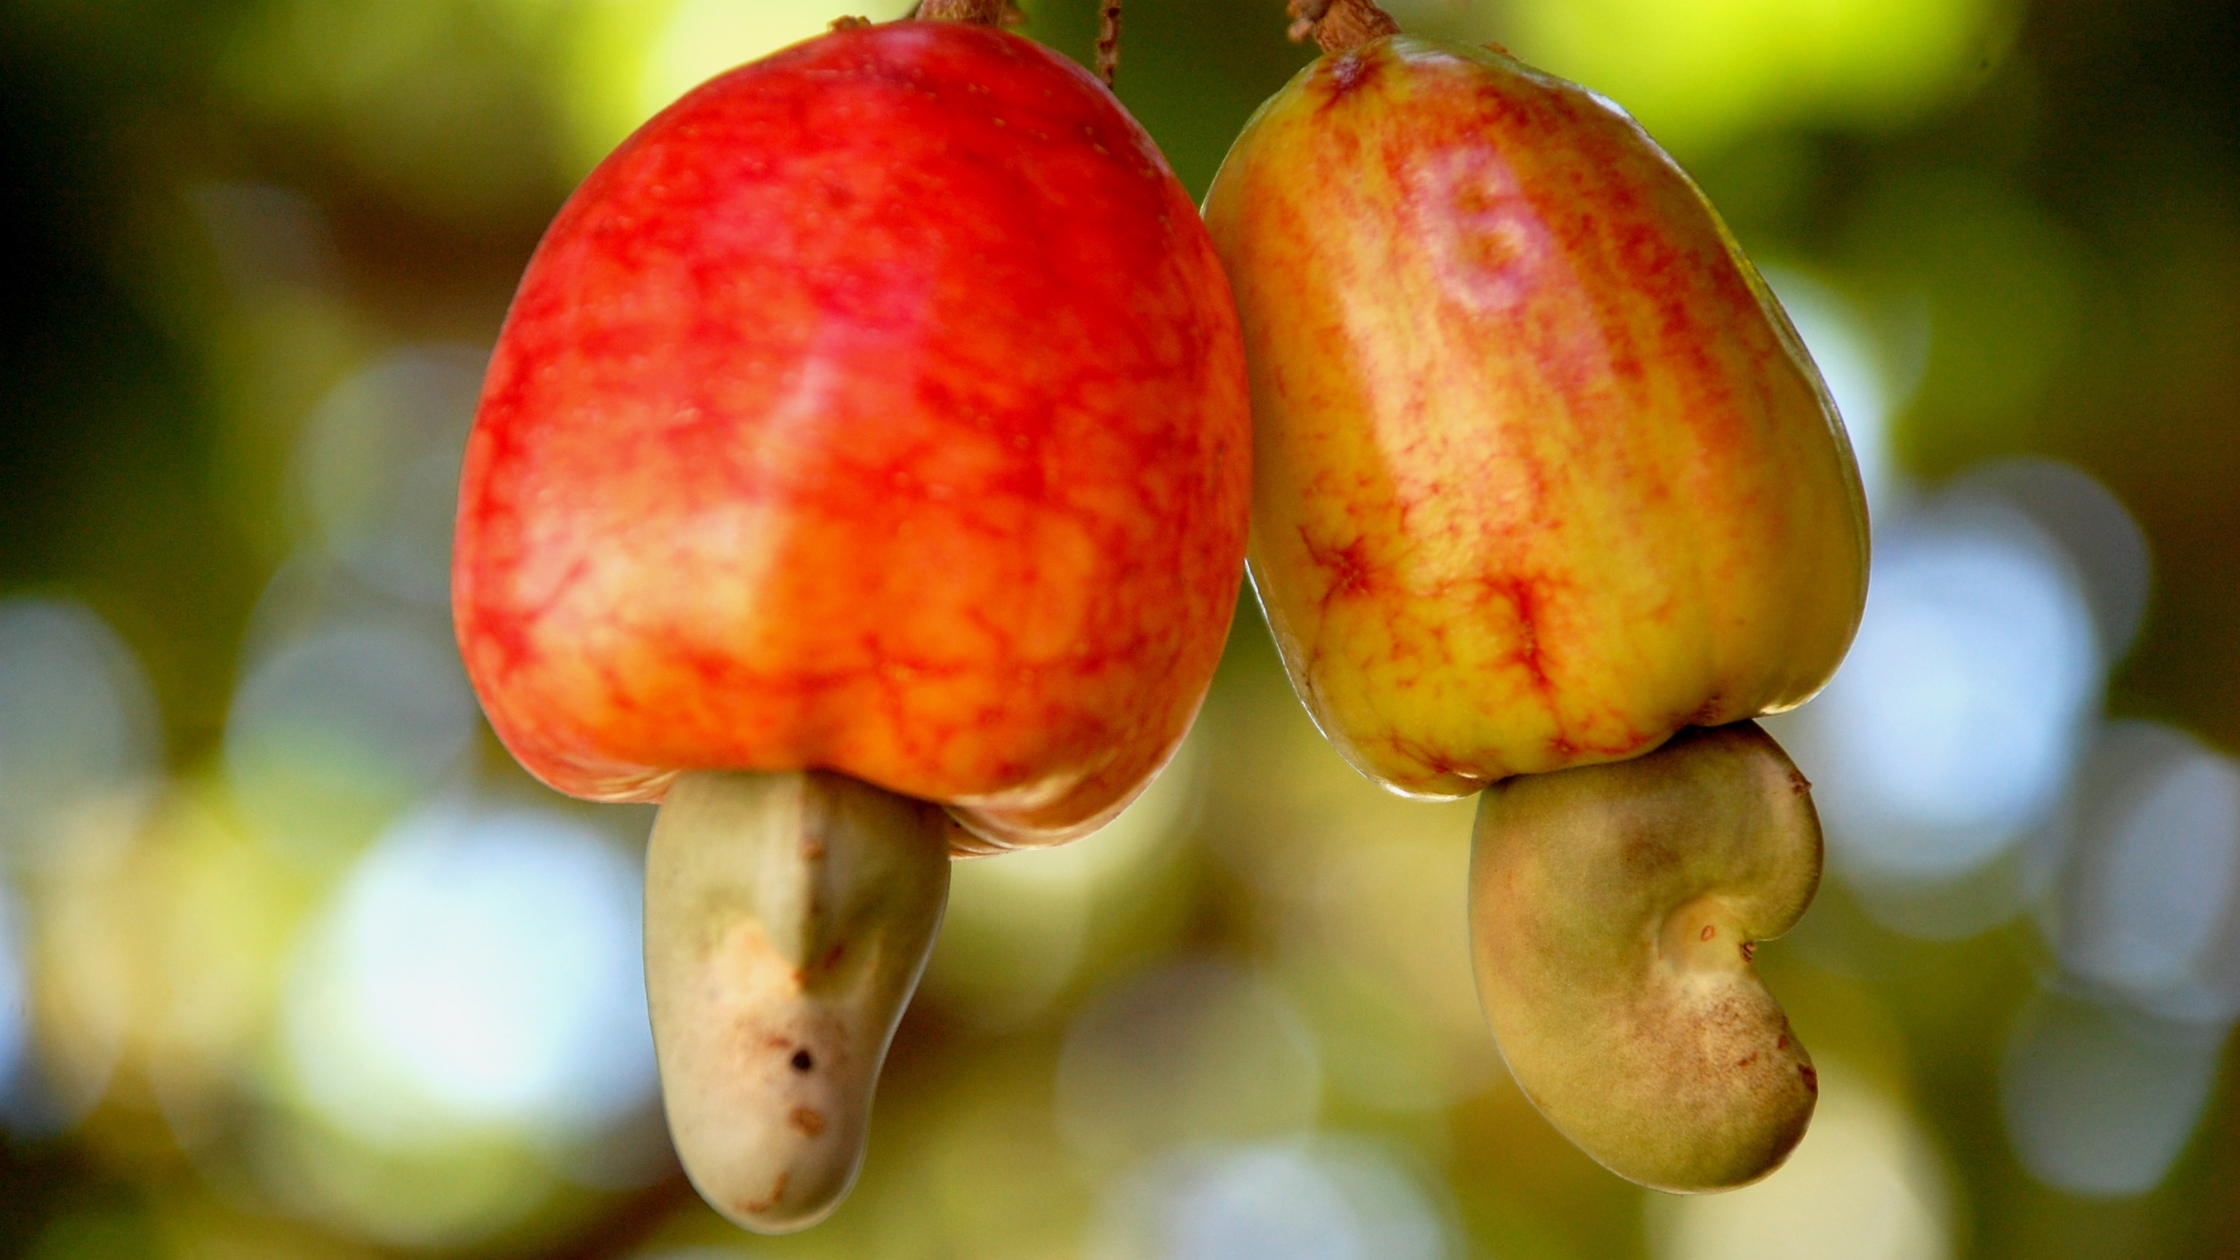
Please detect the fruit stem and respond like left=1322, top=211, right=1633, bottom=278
left=916, top=0, right=1023, bottom=24
left=1097, top=0, right=1123, bottom=88
left=1286, top=0, right=1401, bottom=52
left=645, top=770, right=952, bottom=1233
left=911, top=1, right=1115, bottom=88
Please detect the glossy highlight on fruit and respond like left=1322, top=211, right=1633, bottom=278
left=1203, top=35, right=1868, bottom=798
left=1470, top=721, right=1822, bottom=1192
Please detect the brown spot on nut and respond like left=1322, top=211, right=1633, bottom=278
left=738, top=1171, right=789, bottom=1215
left=790, top=1106, right=827, bottom=1137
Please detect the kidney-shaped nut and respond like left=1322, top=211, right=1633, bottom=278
left=646, top=770, right=951, bottom=1231
left=1469, top=721, right=1822, bottom=1192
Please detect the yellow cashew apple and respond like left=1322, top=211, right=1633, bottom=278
left=1206, top=0, right=1867, bottom=1194
left=1203, top=33, right=1868, bottom=798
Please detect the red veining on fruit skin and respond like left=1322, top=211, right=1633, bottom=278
left=454, top=23, right=1251, bottom=847
left=1207, top=38, right=1866, bottom=797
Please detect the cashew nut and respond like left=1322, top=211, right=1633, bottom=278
left=645, top=770, right=950, bottom=1231
left=1469, top=721, right=1822, bottom=1192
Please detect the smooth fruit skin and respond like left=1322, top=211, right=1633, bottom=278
left=1470, top=722, right=1822, bottom=1192
left=1203, top=37, right=1867, bottom=797
left=454, top=22, right=1251, bottom=848
left=645, top=771, right=951, bottom=1230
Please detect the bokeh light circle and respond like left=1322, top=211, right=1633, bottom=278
left=2000, top=987, right=2225, bottom=1197
left=1959, top=458, right=2150, bottom=666
left=1791, top=485, right=2100, bottom=891
left=281, top=799, right=657, bottom=1151
left=0, top=883, right=25, bottom=1104
left=2044, top=720, right=2240, bottom=1025
left=225, top=617, right=477, bottom=861
left=294, top=345, right=487, bottom=607
left=0, top=598, right=161, bottom=872
left=1090, top=1137, right=1452, bottom=1260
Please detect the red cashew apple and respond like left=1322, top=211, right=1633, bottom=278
left=452, top=9, right=1249, bottom=1232
left=1203, top=0, right=1867, bottom=1189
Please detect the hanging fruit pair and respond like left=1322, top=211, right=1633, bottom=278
left=453, top=0, right=1866, bottom=1230
left=452, top=0, right=1247, bottom=1233
left=1204, top=0, right=1868, bottom=1191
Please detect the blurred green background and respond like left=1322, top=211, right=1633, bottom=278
left=2, top=0, right=2238, bottom=1257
